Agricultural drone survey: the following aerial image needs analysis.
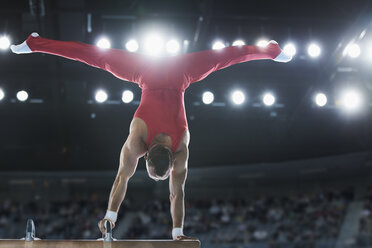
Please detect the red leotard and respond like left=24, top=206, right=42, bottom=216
left=25, top=35, right=282, bottom=152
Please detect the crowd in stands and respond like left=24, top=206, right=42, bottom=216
left=126, top=188, right=353, bottom=248
left=357, top=186, right=372, bottom=247
left=0, top=188, right=354, bottom=248
left=0, top=194, right=125, bottom=239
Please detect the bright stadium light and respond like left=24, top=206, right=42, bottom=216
left=122, top=90, right=134, bottom=103
left=0, top=88, right=4, bottom=101
left=340, top=89, right=362, bottom=111
left=308, top=43, right=321, bottom=58
left=283, top=43, right=297, bottom=57
left=96, top=37, right=111, bottom=49
left=344, top=43, right=361, bottom=58
left=263, top=93, right=275, bottom=106
left=17, top=90, right=28, bottom=102
left=231, top=90, right=245, bottom=105
left=360, top=30, right=367, bottom=39
left=144, top=33, right=164, bottom=56
left=166, top=39, right=180, bottom=54
left=315, top=93, right=327, bottom=107
left=95, top=89, right=108, bottom=103
left=202, top=91, right=214, bottom=104
left=0, top=36, right=10, bottom=50
left=125, top=39, right=139, bottom=52
left=212, top=41, right=225, bottom=50
left=257, top=39, right=269, bottom=47
left=232, top=40, right=245, bottom=46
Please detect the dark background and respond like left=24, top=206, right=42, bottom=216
left=1, top=0, right=372, bottom=171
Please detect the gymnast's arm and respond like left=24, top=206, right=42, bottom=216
left=98, top=135, right=146, bottom=234
left=169, top=146, right=196, bottom=240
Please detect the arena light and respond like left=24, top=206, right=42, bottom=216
left=308, top=43, right=321, bottom=58
left=283, top=43, right=297, bottom=57
left=0, top=35, right=10, bottom=50
left=17, top=90, right=28, bottom=102
left=257, top=39, right=269, bottom=47
left=144, top=33, right=164, bottom=56
left=122, top=90, right=134, bottom=103
left=232, top=40, right=245, bottom=46
left=314, top=93, right=327, bottom=107
left=0, top=88, right=4, bottom=101
left=231, top=90, right=245, bottom=105
left=263, top=93, right=275, bottom=106
left=96, top=37, right=111, bottom=49
left=344, top=43, right=361, bottom=58
left=125, top=39, right=139, bottom=52
left=360, top=30, right=367, bottom=39
left=340, top=89, right=362, bottom=111
left=212, top=41, right=225, bottom=50
left=166, top=39, right=180, bottom=54
left=95, top=89, right=108, bottom=103
left=202, top=91, right=214, bottom=104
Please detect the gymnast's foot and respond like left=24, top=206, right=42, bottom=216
left=10, top=32, right=39, bottom=54
left=267, top=40, right=292, bottom=63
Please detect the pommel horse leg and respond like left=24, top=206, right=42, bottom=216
left=25, top=219, right=35, bottom=241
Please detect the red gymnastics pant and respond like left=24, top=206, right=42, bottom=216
left=25, top=35, right=283, bottom=88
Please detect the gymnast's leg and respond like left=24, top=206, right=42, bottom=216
left=173, top=40, right=292, bottom=85
left=11, top=33, right=145, bottom=83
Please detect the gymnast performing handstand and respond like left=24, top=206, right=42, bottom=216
left=11, top=33, right=291, bottom=240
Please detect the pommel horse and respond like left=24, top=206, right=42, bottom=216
left=0, top=219, right=200, bottom=248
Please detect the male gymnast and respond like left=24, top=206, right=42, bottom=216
left=11, top=33, right=291, bottom=240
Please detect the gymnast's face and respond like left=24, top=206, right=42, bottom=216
left=145, top=144, right=174, bottom=181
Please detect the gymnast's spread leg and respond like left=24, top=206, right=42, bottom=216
left=11, top=32, right=145, bottom=84
left=167, top=40, right=292, bottom=87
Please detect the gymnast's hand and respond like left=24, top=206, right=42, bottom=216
left=174, top=235, right=198, bottom=241
left=98, top=219, right=115, bottom=235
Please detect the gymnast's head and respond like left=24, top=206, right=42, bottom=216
left=145, top=144, right=174, bottom=181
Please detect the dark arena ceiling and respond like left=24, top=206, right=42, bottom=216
left=0, top=0, right=372, bottom=171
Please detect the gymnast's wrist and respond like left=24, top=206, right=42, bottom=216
left=104, top=210, right=118, bottom=223
left=172, top=227, right=184, bottom=239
